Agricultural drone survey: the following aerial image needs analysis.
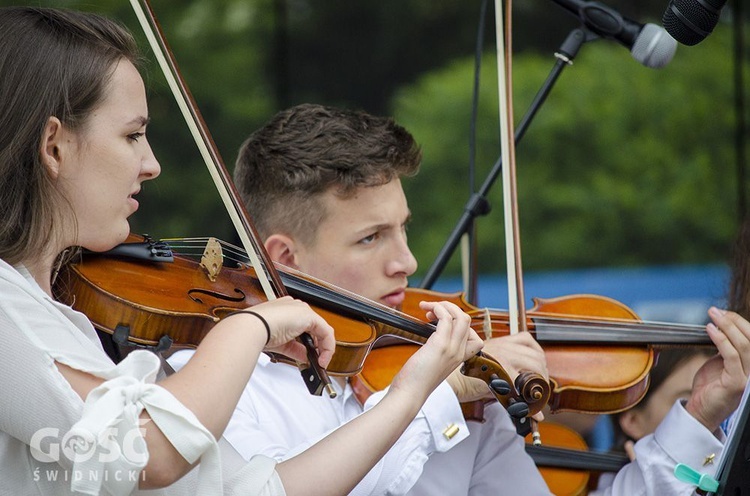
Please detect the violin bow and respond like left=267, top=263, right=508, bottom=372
left=128, top=0, right=335, bottom=398
left=493, top=0, right=551, bottom=441
left=494, top=0, right=525, bottom=336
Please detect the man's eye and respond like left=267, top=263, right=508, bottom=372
left=127, top=132, right=145, bottom=142
left=360, top=233, right=377, bottom=245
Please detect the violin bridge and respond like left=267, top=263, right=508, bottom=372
left=483, top=308, right=492, bottom=340
left=200, top=237, right=223, bottom=282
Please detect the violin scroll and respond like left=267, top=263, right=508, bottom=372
left=516, top=370, right=550, bottom=404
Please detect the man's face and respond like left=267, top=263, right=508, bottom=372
left=288, top=178, right=417, bottom=307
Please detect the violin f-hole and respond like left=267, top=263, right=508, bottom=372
left=188, top=288, right=246, bottom=304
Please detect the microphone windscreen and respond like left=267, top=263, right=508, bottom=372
left=631, top=23, right=678, bottom=68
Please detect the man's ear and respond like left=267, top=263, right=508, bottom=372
left=265, top=233, right=300, bottom=268
left=40, top=116, right=65, bottom=180
left=618, top=408, right=648, bottom=441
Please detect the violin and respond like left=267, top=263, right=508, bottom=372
left=53, top=235, right=550, bottom=417
left=524, top=423, right=629, bottom=496
left=108, top=2, right=548, bottom=418
left=354, top=286, right=712, bottom=414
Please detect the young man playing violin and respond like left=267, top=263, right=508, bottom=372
left=172, top=103, right=750, bottom=495
left=170, top=103, right=551, bottom=495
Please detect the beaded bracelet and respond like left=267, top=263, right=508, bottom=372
left=226, top=310, right=271, bottom=345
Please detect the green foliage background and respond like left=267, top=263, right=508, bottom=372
left=7, top=0, right=749, bottom=281
left=395, top=27, right=743, bottom=276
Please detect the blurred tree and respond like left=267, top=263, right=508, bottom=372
left=276, top=0, right=670, bottom=113
left=2, top=0, right=745, bottom=280
left=393, top=25, right=745, bottom=278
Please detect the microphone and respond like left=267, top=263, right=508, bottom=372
left=549, top=0, right=678, bottom=68
left=662, top=0, right=726, bottom=45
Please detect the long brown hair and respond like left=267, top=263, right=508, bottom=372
left=0, top=7, right=139, bottom=264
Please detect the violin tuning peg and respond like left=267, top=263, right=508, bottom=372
left=507, top=401, right=530, bottom=419
left=489, top=374, right=511, bottom=396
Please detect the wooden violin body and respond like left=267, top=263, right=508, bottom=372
left=526, top=423, right=590, bottom=496
left=53, top=235, right=392, bottom=375
left=524, top=422, right=629, bottom=496
left=357, top=287, right=712, bottom=414
left=53, top=235, right=549, bottom=416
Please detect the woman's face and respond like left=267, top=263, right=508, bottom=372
left=621, top=353, right=710, bottom=440
left=55, top=59, right=160, bottom=252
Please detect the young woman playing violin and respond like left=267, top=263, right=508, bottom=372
left=185, top=102, right=750, bottom=496
left=0, top=7, right=484, bottom=495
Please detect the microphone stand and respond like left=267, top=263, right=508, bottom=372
left=419, top=27, right=599, bottom=290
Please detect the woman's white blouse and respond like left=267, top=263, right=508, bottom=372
left=0, top=259, right=284, bottom=495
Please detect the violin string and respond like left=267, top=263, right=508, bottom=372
left=483, top=310, right=702, bottom=331
left=535, top=313, right=703, bottom=331
left=162, top=237, right=249, bottom=265
left=165, top=237, right=386, bottom=312
left=472, top=313, right=709, bottom=343
left=161, top=238, right=440, bottom=338
left=161, top=237, right=712, bottom=344
left=526, top=316, right=702, bottom=334
left=535, top=317, right=705, bottom=336
left=166, top=237, right=704, bottom=325
left=475, top=316, right=709, bottom=344
left=535, top=322, right=709, bottom=344
left=483, top=314, right=708, bottom=340
left=149, top=238, right=539, bottom=409
left=478, top=310, right=706, bottom=333
left=197, top=239, right=532, bottom=401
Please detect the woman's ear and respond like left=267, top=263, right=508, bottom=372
left=264, top=234, right=300, bottom=269
left=618, top=408, right=649, bottom=442
left=39, top=116, right=65, bottom=179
